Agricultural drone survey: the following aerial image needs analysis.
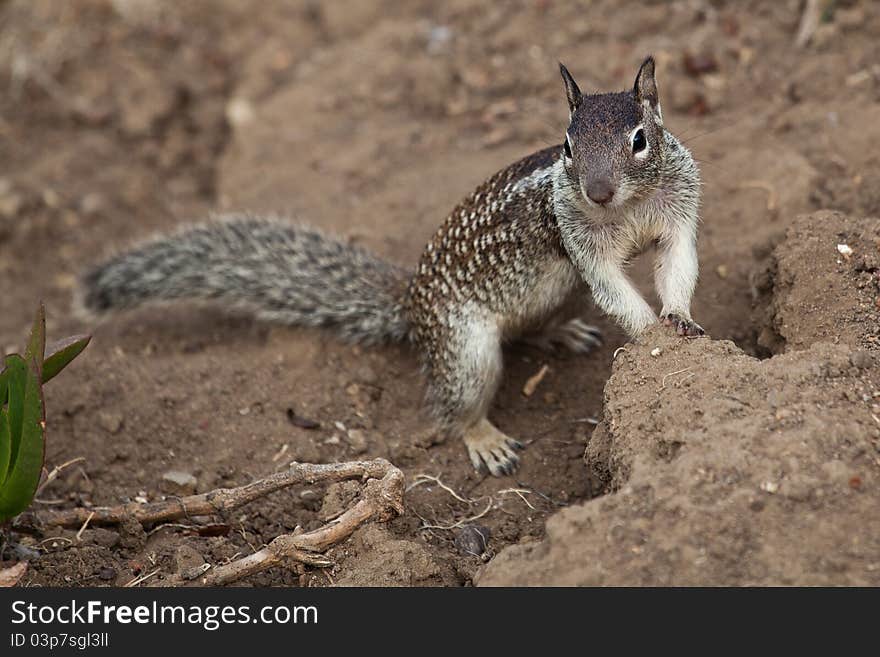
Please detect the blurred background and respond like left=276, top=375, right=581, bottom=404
left=1, top=0, right=878, bottom=346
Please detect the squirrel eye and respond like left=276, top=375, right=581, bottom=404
left=632, top=129, right=647, bottom=154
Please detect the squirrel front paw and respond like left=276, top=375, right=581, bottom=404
left=661, top=313, right=705, bottom=337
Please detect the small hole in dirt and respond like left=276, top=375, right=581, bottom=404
left=655, top=439, right=684, bottom=462
left=731, top=326, right=783, bottom=361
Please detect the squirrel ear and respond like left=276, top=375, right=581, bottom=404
left=559, top=63, right=582, bottom=114
left=633, top=56, right=659, bottom=109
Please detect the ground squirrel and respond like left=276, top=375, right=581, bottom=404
left=80, top=57, right=703, bottom=476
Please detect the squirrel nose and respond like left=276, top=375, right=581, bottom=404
left=585, top=179, right=615, bottom=206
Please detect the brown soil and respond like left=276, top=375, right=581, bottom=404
left=1, top=0, right=878, bottom=586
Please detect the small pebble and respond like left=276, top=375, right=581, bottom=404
left=181, top=563, right=211, bottom=581
left=0, top=192, right=23, bottom=218
left=286, top=407, right=320, bottom=429
left=161, top=470, right=197, bottom=495
left=97, top=411, right=124, bottom=434
left=356, top=365, right=379, bottom=385
left=760, top=481, right=779, bottom=494
left=346, top=429, right=369, bottom=455
left=175, top=544, right=205, bottom=575
left=454, top=525, right=490, bottom=557
left=87, top=528, right=120, bottom=549
left=226, top=97, right=255, bottom=127
left=79, top=192, right=105, bottom=216
left=41, top=188, right=61, bottom=208
left=849, top=350, right=874, bottom=369
left=98, top=567, right=117, bottom=582
left=650, top=347, right=662, bottom=357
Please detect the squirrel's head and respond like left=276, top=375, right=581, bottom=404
left=558, top=57, right=664, bottom=210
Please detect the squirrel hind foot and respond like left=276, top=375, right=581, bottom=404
left=463, top=419, right=524, bottom=477
left=524, top=318, right=603, bottom=355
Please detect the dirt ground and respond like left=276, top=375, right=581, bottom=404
left=1, top=0, right=879, bottom=586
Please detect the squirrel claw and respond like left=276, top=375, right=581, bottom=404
left=527, top=318, right=603, bottom=355
left=464, top=420, right=522, bottom=477
left=661, top=314, right=705, bottom=337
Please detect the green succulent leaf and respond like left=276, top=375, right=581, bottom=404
left=0, top=369, right=7, bottom=484
left=0, top=305, right=89, bottom=522
left=4, top=355, right=26, bottom=470
left=43, top=334, right=91, bottom=384
left=24, top=303, right=46, bottom=376
left=0, top=349, right=45, bottom=522
left=0, top=365, right=9, bottom=407
left=0, top=408, right=10, bottom=487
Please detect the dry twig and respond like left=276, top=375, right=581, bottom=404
left=795, top=0, right=821, bottom=48
left=33, top=459, right=404, bottom=587
left=125, top=569, right=160, bottom=588
left=522, top=364, right=550, bottom=397
left=75, top=511, right=95, bottom=542
left=36, top=457, right=86, bottom=496
left=418, top=498, right=493, bottom=531
left=497, top=488, right=536, bottom=510
left=36, top=459, right=396, bottom=528
left=406, top=474, right=474, bottom=504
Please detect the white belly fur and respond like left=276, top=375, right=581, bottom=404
left=496, top=256, right=581, bottom=340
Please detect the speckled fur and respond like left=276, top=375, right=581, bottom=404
left=80, top=57, right=702, bottom=476
left=80, top=217, right=410, bottom=344
left=404, top=147, right=580, bottom=434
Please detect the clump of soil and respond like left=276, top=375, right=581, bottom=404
left=752, top=211, right=880, bottom=354
left=480, top=212, right=880, bottom=586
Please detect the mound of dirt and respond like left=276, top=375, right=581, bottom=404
left=479, top=212, right=880, bottom=586
left=753, top=210, right=880, bottom=354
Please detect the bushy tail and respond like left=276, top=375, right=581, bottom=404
left=79, top=215, right=411, bottom=344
